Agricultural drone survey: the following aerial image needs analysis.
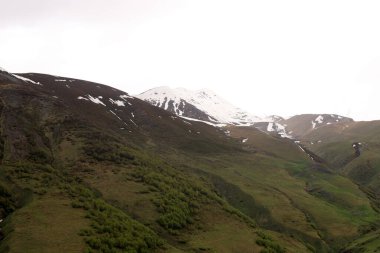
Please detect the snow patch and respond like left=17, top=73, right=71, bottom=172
left=266, top=122, right=292, bottom=138
left=55, top=79, right=66, bottom=82
left=109, top=110, right=133, bottom=127
left=109, top=110, right=125, bottom=123
left=120, top=94, right=134, bottom=100
left=275, top=123, right=292, bottom=138
left=109, top=98, right=125, bottom=106
left=77, top=96, right=89, bottom=101
left=77, top=95, right=106, bottom=106
left=295, top=142, right=315, bottom=161
left=88, top=95, right=106, bottom=106
left=129, top=119, right=138, bottom=127
left=12, top=74, right=41, bottom=85
left=119, top=95, right=132, bottom=105
left=315, top=115, right=324, bottom=123
left=242, top=138, right=248, bottom=143
left=267, top=122, right=274, bottom=132
left=179, top=116, right=226, bottom=127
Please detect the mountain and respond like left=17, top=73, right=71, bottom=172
left=254, top=114, right=353, bottom=139
left=298, top=120, right=380, bottom=252
left=0, top=68, right=379, bottom=253
left=137, top=86, right=262, bottom=125
left=0, top=70, right=304, bottom=252
left=137, top=87, right=354, bottom=140
left=279, top=114, right=354, bottom=138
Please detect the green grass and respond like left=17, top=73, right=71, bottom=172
left=65, top=184, right=164, bottom=253
left=344, top=230, right=380, bottom=253
left=0, top=193, right=88, bottom=253
left=161, top=127, right=379, bottom=252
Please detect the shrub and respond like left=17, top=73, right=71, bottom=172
left=256, top=235, right=286, bottom=253
left=0, top=184, right=15, bottom=218
left=29, top=149, right=51, bottom=163
left=66, top=185, right=163, bottom=252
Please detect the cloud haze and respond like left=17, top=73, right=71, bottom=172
left=1, top=0, right=380, bottom=120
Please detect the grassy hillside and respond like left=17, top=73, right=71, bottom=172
left=0, top=72, right=378, bottom=252
left=161, top=125, right=379, bottom=251
left=278, top=114, right=353, bottom=139
left=301, top=121, right=380, bottom=251
left=0, top=74, right=295, bottom=252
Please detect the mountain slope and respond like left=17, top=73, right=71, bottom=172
left=0, top=69, right=378, bottom=252
left=298, top=120, right=380, bottom=252
left=279, top=114, right=354, bottom=138
left=137, top=86, right=262, bottom=125
left=0, top=71, right=301, bottom=252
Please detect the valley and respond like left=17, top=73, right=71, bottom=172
left=0, top=69, right=379, bottom=252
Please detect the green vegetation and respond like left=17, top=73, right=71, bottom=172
left=0, top=183, right=15, bottom=218
left=0, top=194, right=88, bottom=253
left=256, top=231, right=286, bottom=253
left=2, top=74, right=380, bottom=253
left=81, top=132, right=135, bottom=163
left=344, top=229, right=380, bottom=253
left=167, top=127, right=379, bottom=252
left=130, top=166, right=209, bottom=232
left=67, top=184, right=164, bottom=253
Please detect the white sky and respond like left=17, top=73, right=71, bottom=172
left=1, top=0, right=380, bottom=120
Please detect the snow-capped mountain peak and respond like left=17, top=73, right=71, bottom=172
left=136, top=86, right=262, bottom=125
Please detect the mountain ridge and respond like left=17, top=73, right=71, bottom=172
left=0, top=69, right=379, bottom=252
left=136, top=86, right=264, bottom=125
left=137, top=86, right=355, bottom=139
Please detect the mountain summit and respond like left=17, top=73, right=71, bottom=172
left=137, top=86, right=263, bottom=125
left=137, top=86, right=354, bottom=140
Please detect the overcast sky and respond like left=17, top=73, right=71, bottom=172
left=1, top=0, right=380, bottom=120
